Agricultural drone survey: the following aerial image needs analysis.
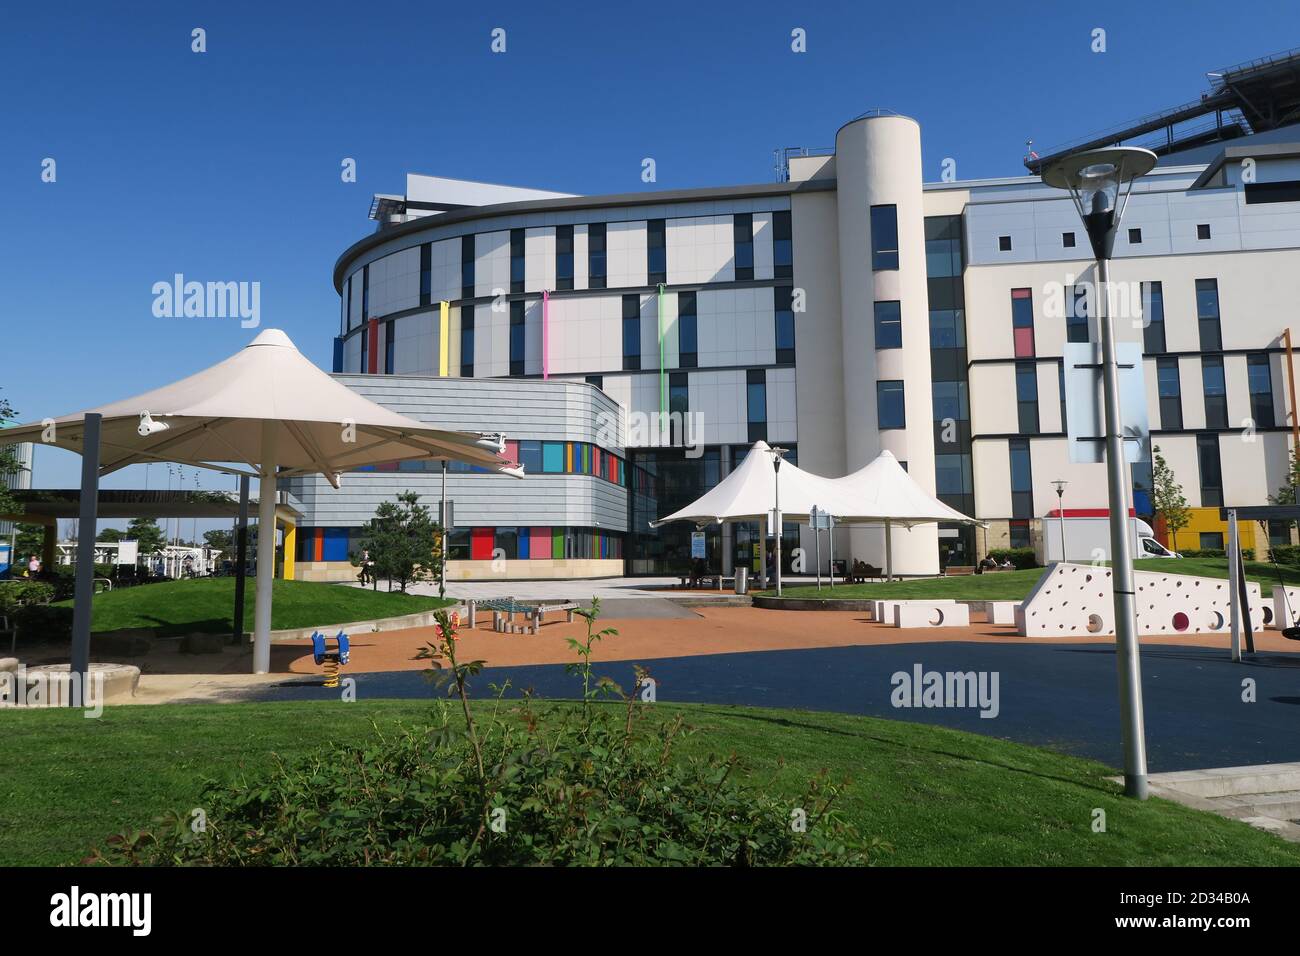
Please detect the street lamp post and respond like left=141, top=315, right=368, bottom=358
left=1043, top=146, right=1156, bottom=800
left=770, top=446, right=787, bottom=597
left=1052, top=479, right=1069, bottom=562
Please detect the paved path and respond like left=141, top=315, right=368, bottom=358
left=235, top=641, right=1300, bottom=773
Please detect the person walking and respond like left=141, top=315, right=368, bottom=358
left=27, top=554, right=40, bottom=577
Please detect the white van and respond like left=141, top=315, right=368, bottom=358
left=1039, top=513, right=1181, bottom=564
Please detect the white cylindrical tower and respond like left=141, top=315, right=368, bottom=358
left=834, top=114, right=938, bottom=575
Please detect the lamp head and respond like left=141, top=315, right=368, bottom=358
left=1041, top=147, right=1156, bottom=260
left=1051, top=478, right=1068, bottom=496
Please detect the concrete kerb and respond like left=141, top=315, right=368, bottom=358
left=265, top=605, right=467, bottom=644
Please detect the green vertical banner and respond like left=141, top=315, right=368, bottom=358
left=657, top=282, right=667, bottom=417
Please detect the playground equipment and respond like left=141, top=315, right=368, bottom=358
left=310, top=630, right=351, bottom=687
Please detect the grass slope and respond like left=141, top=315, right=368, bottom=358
left=55, top=578, right=453, bottom=635
left=1, top=700, right=1297, bottom=867
left=776, top=557, right=1300, bottom=601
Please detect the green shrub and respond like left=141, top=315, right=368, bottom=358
left=987, top=547, right=1037, bottom=569
left=0, top=580, right=55, bottom=614
left=1178, top=549, right=1254, bottom=561
left=12, top=604, right=73, bottom=642
left=1270, top=545, right=1300, bottom=566
left=92, top=603, right=885, bottom=867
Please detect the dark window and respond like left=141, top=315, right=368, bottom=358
left=419, top=244, right=431, bottom=307
left=1199, top=531, right=1225, bottom=550
left=359, top=321, right=369, bottom=373
left=1157, top=357, right=1182, bottom=429
left=1128, top=227, right=1142, bottom=244
left=1202, top=355, right=1227, bottom=429
left=935, top=453, right=972, bottom=495
left=585, top=374, right=603, bottom=390
left=998, top=235, right=1012, bottom=252
left=1009, top=519, right=1032, bottom=548
left=1011, top=288, right=1035, bottom=357
left=773, top=211, right=793, bottom=278
left=746, top=369, right=767, bottom=442
left=460, top=306, right=475, bottom=377
left=1270, top=519, right=1293, bottom=545
left=1067, top=285, right=1089, bottom=343
left=1245, top=180, right=1300, bottom=204
left=774, top=286, right=795, bottom=363
left=647, top=219, right=666, bottom=285
left=1142, top=281, right=1166, bottom=353
left=678, top=291, right=698, bottom=368
left=345, top=276, right=353, bottom=331
left=871, top=205, right=899, bottom=270
left=495, top=527, right=519, bottom=561
left=1196, top=279, right=1222, bottom=351
left=1009, top=438, right=1033, bottom=519
left=384, top=319, right=395, bottom=374
left=929, top=309, right=965, bottom=348
left=1197, top=433, right=1223, bottom=507
left=461, top=235, right=475, bottom=299
left=932, top=381, right=969, bottom=426
left=509, top=300, right=526, bottom=376
left=874, top=300, right=902, bottom=349
left=1062, top=231, right=1076, bottom=248
left=622, top=294, right=641, bottom=371
left=361, top=264, right=370, bottom=320
left=588, top=222, right=607, bottom=289
left=733, top=213, right=754, bottom=281
left=555, top=225, right=574, bottom=291
left=518, top=440, right=542, bottom=475
left=1016, top=361, right=1039, bottom=434
left=669, top=372, right=689, bottom=445
left=510, top=229, right=525, bottom=294
left=1197, top=223, right=1212, bottom=240
left=1248, top=353, right=1276, bottom=428
left=1058, top=362, right=1067, bottom=434
left=878, top=380, right=905, bottom=429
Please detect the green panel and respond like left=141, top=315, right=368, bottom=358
left=552, top=530, right=564, bottom=560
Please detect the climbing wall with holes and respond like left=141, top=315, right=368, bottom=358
left=1272, top=586, right=1300, bottom=630
left=1015, top=563, right=1272, bottom=638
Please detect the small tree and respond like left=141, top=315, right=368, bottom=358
left=360, top=491, right=442, bottom=593
left=126, top=517, right=167, bottom=555
left=0, top=392, right=23, bottom=520
left=203, top=529, right=233, bottom=553
left=1151, top=445, right=1190, bottom=551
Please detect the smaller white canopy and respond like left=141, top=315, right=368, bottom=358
left=832, top=450, right=977, bottom=527
left=650, top=441, right=858, bottom=527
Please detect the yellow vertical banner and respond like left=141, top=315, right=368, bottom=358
left=439, top=300, right=450, bottom=377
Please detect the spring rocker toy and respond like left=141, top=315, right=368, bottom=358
left=310, top=630, right=351, bottom=687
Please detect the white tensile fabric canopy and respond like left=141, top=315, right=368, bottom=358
left=6, top=328, right=516, bottom=674
left=650, top=442, right=977, bottom=580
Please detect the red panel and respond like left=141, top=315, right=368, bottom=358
left=367, top=320, right=379, bottom=373
left=505, top=439, right=520, bottom=467
left=471, top=527, right=494, bottom=561
left=1011, top=288, right=1032, bottom=299
left=1046, top=508, right=1138, bottom=518
left=313, top=528, right=323, bottom=562
left=530, top=526, right=551, bottom=559
left=1013, top=326, right=1035, bottom=358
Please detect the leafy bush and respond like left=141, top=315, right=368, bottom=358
left=987, top=547, right=1037, bottom=569
left=1178, top=549, right=1255, bottom=561
left=1270, top=545, right=1300, bottom=566
left=12, top=603, right=73, bottom=642
left=0, top=580, right=55, bottom=614
left=92, top=603, right=884, bottom=867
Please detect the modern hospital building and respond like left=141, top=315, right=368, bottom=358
left=287, top=49, right=1300, bottom=582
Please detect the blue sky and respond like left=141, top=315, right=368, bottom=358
left=2, top=0, right=1295, bottom=524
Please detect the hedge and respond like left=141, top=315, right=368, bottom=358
left=986, top=547, right=1037, bottom=569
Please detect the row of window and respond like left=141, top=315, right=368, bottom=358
left=621, top=287, right=796, bottom=371
left=1155, top=352, right=1275, bottom=430
left=354, top=440, right=639, bottom=489
left=999, top=223, right=1216, bottom=253
left=295, top=526, right=622, bottom=563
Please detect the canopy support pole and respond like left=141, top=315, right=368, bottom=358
left=232, top=475, right=249, bottom=645
left=885, top=518, right=893, bottom=582
left=758, top=516, right=767, bottom=590
left=253, top=421, right=277, bottom=674
left=69, top=413, right=102, bottom=703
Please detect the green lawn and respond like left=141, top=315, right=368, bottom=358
left=775, top=556, right=1300, bottom=601
left=56, top=578, right=453, bottom=636
left=2, top=700, right=1297, bottom=867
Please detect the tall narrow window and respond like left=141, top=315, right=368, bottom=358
left=588, top=223, right=607, bottom=290
left=555, top=225, right=574, bottom=291
left=773, top=210, right=793, bottom=278
left=461, top=235, right=475, bottom=299
left=1009, top=438, right=1033, bottom=519
left=746, top=369, right=767, bottom=442
left=1202, top=355, right=1227, bottom=429
left=384, top=319, right=395, bottom=374
left=870, top=205, right=899, bottom=270
left=622, top=294, right=641, bottom=371
left=1248, top=353, right=1276, bottom=428
left=460, top=306, right=475, bottom=377
left=1015, top=361, right=1039, bottom=434
left=345, top=276, right=354, bottom=331
left=510, top=229, right=525, bottom=294
left=419, top=243, right=431, bottom=307
left=361, top=264, right=370, bottom=321
left=509, top=299, right=525, bottom=376
left=1142, top=281, right=1166, bottom=353
left=669, top=372, right=689, bottom=445
left=877, top=380, right=905, bottom=429
left=1197, top=434, right=1223, bottom=507
left=1196, top=278, right=1221, bottom=351
left=1066, top=284, right=1088, bottom=343
left=678, top=291, right=697, bottom=368
left=733, top=213, right=754, bottom=280
left=774, top=285, right=795, bottom=364
left=647, top=219, right=666, bottom=285
left=1157, top=356, right=1182, bottom=429
left=1011, top=288, right=1035, bottom=357
left=359, top=323, right=369, bottom=373
left=874, top=300, right=902, bottom=349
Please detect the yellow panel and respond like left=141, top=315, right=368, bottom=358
left=282, top=521, right=296, bottom=581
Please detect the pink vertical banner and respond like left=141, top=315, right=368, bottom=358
left=542, top=289, right=550, bottom=380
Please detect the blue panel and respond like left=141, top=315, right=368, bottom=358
left=518, top=531, right=529, bottom=560
left=323, top=527, right=349, bottom=562
left=332, top=336, right=344, bottom=373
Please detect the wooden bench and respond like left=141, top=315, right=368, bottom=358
left=846, top=561, right=882, bottom=584
left=945, top=565, right=976, bottom=576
